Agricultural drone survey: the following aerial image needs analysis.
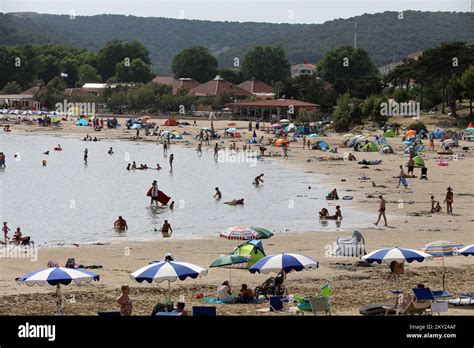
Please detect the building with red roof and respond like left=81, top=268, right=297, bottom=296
left=191, top=75, right=251, bottom=98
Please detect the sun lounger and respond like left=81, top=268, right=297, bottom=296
left=156, top=312, right=182, bottom=316
left=448, top=293, right=474, bottom=306
left=192, top=306, right=217, bottom=316
left=308, top=296, right=331, bottom=316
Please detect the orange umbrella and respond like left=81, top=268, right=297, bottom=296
left=143, top=116, right=152, bottom=120
left=274, top=138, right=289, bottom=147
left=468, top=122, right=473, bottom=128
left=405, top=130, right=416, bottom=138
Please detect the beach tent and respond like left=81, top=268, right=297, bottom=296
left=75, top=119, right=89, bottom=126
left=312, top=140, right=329, bottom=150
left=405, top=130, right=417, bottom=138
left=232, top=240, right=266, bottom=269
left=413, top=155, right=425, bottom=167
left=363, top=141, right=378, bottom=152
left=308, top=133, right=320, bottom=138
left=331, top=230, right=366, bottom=257
left=164, top=119, right=178, bottom=126
left=380, top=144, right=394, bottom=154
left=384, top=129, right=395, bottom=137
left=274, top=138, right=289, bottom=147
left=285, top=123, right=297, bottom=132
left=226, top=127, right=237, bottom=133
left=230, top=132, right=241, bottom=138
left=296, top=126, right=311, bottom=135
left=432, top=128, right=445, bottom=139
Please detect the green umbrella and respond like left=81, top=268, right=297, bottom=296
left=251, top=227, right=274, bottom=239
left=210, top=255, right=248, bottom=286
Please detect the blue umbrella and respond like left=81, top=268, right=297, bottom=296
left=16, top=267, right=100, bottom=315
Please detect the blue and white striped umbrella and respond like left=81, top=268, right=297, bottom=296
left=16, top=267, right=100, bottom=315
left=362, top=247, right=433, bottom=264
left=16, top=267, right=100, bottom=286
left=457, top=244, right=474, bottom=256
left=130, top=260, right=208, bottom=283
left=249, top=253, right=319, bottom=274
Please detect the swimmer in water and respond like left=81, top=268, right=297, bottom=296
left=214, top=187, right=222, bottom=200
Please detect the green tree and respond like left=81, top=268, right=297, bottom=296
left=317, top=45, right=379, bottom=97
left=59, top=57, right=79, bottom=87
left=116, top=58, right=152, bottom=83
left=78, top=64, right=102, bottom=86
left=461, top=65, right=474, bottom=117
left=1, top=81, right=21, bottom=94
left=218, top=68, right=243, bottom=85
left=241, top=46, right=290, bottom=85
left=332, top=92, right=352, bottom=132
left=35, top=77, right=66, bottom=109
left=171, top=46, right=218, bottom=83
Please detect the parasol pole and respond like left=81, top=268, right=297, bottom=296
left=56, top=284, right=64, bottom=316
left=442, top=255, right=445, bottom=291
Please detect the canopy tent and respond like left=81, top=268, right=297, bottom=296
left=362, top=141, right=379, bottom=152
left=75, top=119, right=89, bottom=126
left=274, top=138, right=289, bottom=147
left=313, top=140, right=329, bottom=150
left=384, top=129, right=395, bottom=137
left=413, top=155, right=425, bottom=167
left=164, top=119, right=178, bottom=126
left=284, top=123, right=297, bottom=132
left=232, top=240, right=266, bottom=269
left=380, top=144, right=394, bottom=154
left=331, top=230, right=366, bottom=257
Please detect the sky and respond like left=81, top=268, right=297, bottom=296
left=1, top=0, right=472, bottom=24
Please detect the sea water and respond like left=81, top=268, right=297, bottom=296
left=0, top=133, right=369, bottom=244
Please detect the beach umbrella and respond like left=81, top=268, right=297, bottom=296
left=456, top=245, right=474, bottom=256
left=363, top=247, right=432, bottom=292
left=249, top=253, right=319, bottom=298
left=250, top=227, right=274, bottom=239
left=130, top=257, right=207, bottom=303
left=271, top=123, right=283, bottom=129
left=143, top=116, right=152, bottom=120
left=279, top=119, right=290, bottom=124
left=421, top=240, right=464, bottom=290
left=308, top=133, right=320, bottom=138
left=16, top=267, right=100, bottom=315
left=362, top=247, right=433, bottom=264
left=210, top=255, right=249, bottom=286
left=220, top=225, right=259, bottom=240
left=250, top=253, right=319, bottom=274
left=226, top=122, right=237, bottom=127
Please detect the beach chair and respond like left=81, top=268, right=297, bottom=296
left=308, top=296, right=331, bottom=316
left=192, top=306, right=216, bottom=316
left=269, top=295, right=286, bottom=312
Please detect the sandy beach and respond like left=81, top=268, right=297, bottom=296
left=0, top=115, right=473, bottom=315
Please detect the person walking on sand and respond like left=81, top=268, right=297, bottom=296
left=282, top=143, right=288, bottom=159
left=307, top=139, right=311, bottom=150
left=303, top=136, right=306, bottom=149
left=169, top=154, right=174, bottom=172
left=2, top=222, right=10, bottom=244
left=444, top=187, right=453, bottom=214
left=429, top=137, right=435, bottom=151
left=396, top=165, right=407, bottom=189
left=374, top=195, right=388, bottom=226
left=83, top=148, right=88, bottom=163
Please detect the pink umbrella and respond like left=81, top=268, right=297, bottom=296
left=220, top=226, right=258, bottom=240
left=271, top=123, right=283, bottom=128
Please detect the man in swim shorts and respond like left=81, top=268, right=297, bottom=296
left=374, top=195, right=387, bottom=226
